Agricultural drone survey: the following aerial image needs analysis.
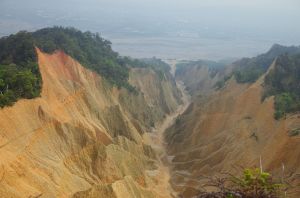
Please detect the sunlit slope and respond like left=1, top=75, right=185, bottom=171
left=0, top=49, right=182, bottom=198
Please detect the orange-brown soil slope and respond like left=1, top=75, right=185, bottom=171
left=166, top=71, right=300, bottom=197
left=0, top=49, right=182, bottom=198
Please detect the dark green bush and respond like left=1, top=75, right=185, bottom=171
left=0, top=30, right=41, bottom=107
left=0, top=64, right=41, bottom=107
left=274, top=93, right=298, bottom=119
left=215, top=74, right=232, bottom=89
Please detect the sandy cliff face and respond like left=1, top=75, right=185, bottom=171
left=0, top=49, right=182, bottom=198
left=166, top=67, right=300, bottom=197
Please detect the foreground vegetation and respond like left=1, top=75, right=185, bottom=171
left=196, top=168, right=286, bottom=198
left=0, top=27, right=170, bottom=107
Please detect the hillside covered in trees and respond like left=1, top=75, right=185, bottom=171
left=0, top=31, right=41, bottom=107
left=0, top=27, right=166, bottom=107
left=233, top=44, right=300, bottom=83
left=264, top=53, right=300, bottom=119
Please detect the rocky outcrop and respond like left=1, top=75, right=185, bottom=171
left=0, top=49, right=182, bottom=198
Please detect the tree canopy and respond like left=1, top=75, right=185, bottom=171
left=233, top=44, right=300, bottom=83
left=0, top=27, right=173, bottom=108
left=264, top=53, right=300, bottom=119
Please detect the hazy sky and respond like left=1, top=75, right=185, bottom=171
left=0, top=0, right=299, bottom=60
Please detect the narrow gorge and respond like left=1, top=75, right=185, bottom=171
left=0, top=28, right=194, bottom=198
left=165, top=53, right=300, bottom=198
left=0, top=47, right=184, bottom=198
left=0, top=28, right=299, bottom=198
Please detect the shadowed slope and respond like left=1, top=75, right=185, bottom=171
left=166, top=62, right=300, bottom=197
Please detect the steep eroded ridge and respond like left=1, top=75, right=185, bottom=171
left=0, top=49, right=183, bottom=198
left=166, top=60, right=300, bottom=198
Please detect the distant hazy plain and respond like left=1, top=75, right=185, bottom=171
left=1, top=0, right=299, bottom=61
left=109, top=35, right=275, bottom=61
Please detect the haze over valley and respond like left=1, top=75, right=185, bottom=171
left=1, top=0, right=300, bottom=60
left=0, top=1, right=300, bottom=198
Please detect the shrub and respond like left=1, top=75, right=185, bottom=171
left=215, top=74, right=232, bottom=89
left=0, top=30, right=41, bottom=107
left=196, top=168, right=285, bottom=198
left=288, top=128, right=300, bottom=137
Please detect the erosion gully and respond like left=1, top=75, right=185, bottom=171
left=148, top=60, right=191, bottom=197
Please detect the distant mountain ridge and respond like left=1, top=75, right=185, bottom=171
left=232, top=44, right=300, bottom=83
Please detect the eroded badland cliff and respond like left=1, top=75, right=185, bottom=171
left=166, top=55, right=300, bottom=197
left=0, top=48, right=184, bottom=198
left=0, top=28, right=299, bottom=198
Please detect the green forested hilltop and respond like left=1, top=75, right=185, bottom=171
left=0, top=31, right=41, bottom=107
left=264, top=53, right=300, bottom=119
left=0, top=27, right=170, bottom=108
left=217, top=44, right=300, bottom=119
left=33, top=27, right=131, bottom=89
left=233, top=44, right=300, bottom=83
left=230, top=44, right=300, bottom=119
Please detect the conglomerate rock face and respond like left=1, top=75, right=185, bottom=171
left=0, top=49, right=182, bottom=198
